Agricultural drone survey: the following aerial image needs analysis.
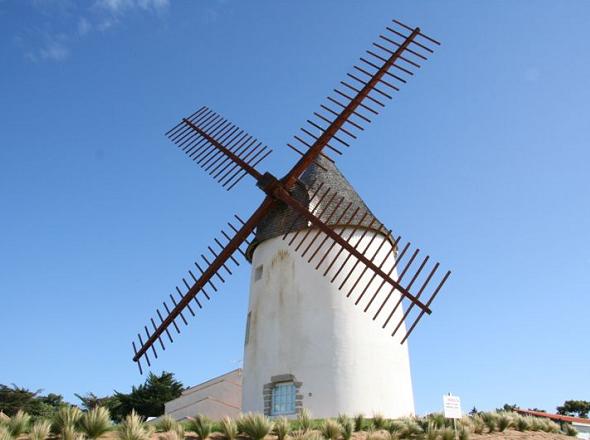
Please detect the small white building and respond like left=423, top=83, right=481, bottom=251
left=164, top=369, right=242, bottom=420
left=516, top=409, right=590, bottom=440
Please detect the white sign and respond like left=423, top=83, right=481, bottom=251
left=443, top=394, right=462, bottom=419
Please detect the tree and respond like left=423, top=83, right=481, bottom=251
left=496, top=403, right=518, bottom=412
left=75, top=393, right=119, bottom=412
left=557, top=400, right=590, bottom=418
left=110, top=372, right=183, bottom=422
left=0, top=385, right=66, bottom=418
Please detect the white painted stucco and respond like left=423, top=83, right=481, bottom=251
left=242, top=228, right=414, bottom=418
left=165, top=369, right=242, bottom=420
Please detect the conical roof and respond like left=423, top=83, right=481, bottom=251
left=247, top=156, right=385, bottom=258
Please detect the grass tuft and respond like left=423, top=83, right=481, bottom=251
left=236, top=413, right=273, bottom=440
left=219, top=417, right=238, bottom=440
left=8, top=411, right=30, bottom=437
left=372, top=414, right=387, bottom=431
left=29, top=420, right=52, bottom=440
left=563, top=424, right=578, bottom=437
left=319, top=419, right=340, bottom=440
left=117, top=411, right=154, bottom=440
left=353, top=414, right=365, bottom=432
left=273, top=417, right=290, bottom=440
left=53, top=407, right=82, bottom=435
left=297, top=409, right=312, bottom=434
left=187, top=415, right=212, bottom=440
left=79, top=406, right=111, bottom=439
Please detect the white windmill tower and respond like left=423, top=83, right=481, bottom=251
left=130, top=19, right=449, bottom=420
left=242, top=158, right=415, bottom=418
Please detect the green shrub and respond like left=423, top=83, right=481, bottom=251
left=7, top=411, right=30, bottom=437
left=220, top=417, right=238, bottom=440
left=353, top=414, right=365, bottom=432
left=29, top=420, right=51, bottom=440
left=297, top=409, right=312, bottom=434
left=471, top=415, right=485, bottom=435
left=273, top=417, right=290, bottom=440
left=188, top=415, right=212, bottom=440
left=336, top=415, right=349, bottom=428
left=458, top=428, right=469, bottom=440
left=117, top=411, right=154, bottom=440
left=340, top=418, right=353, bottom=440
left=62, top=425, right=84, bottom=440
left=544, top=420, right=560, bottom=433
left=440, top=428, right=455, bottom=440
left=53, top=407, right=82, bottom=434
left=79, top=406, right=111, bottom=439
left=514, top=415, right=528, bottom=432
left=319, top=419, right=340, bottom=440
left=372, top=414, right=387, bottom=431
left=422, top=423, right=438, bottom=440
left=496, top=413, right=510, bottom=432
left=563, top=424, right=578, bottom=437
left=237, top=413, right=273, bottom=440
left=399, top=420, right=422, bottom=440
left=0, top=427, right=12, bottom=440
left=480, top=412, right=497, bottom=433
left=291, top=432, right=321, bottom=440
left=156, top=416, right=176, bottom=433
left=427, top=413, right=446, bottom=430
left=386, top=420, right=405, bottom=436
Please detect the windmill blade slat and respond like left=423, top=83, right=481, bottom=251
left=283, top=20, right=439, bottom=187
left=131, top=198, right=276, bottom=369
left=166, top=108, right=273, bottom=190
left=269, top=182, right=449, bottom=342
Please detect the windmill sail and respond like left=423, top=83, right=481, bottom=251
left=283, top=19, right=440, bottom=188
left=166, top=107, right=273, bottom=191
left=131, top=198, right=276, bottom=373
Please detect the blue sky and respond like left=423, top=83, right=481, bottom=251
left=1, top=0, right=589, bottom=416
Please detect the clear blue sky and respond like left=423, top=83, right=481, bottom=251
left=1, top=0, right=589, bottom=416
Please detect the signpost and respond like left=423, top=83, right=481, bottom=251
left=443, top=393, right=462, bottom=431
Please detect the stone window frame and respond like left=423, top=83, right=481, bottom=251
left=263, top=374, right=303, bottom=416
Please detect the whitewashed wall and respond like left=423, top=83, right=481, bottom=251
left=242, top=229, right=415, bottom=418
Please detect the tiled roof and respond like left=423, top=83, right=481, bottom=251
left=516, top=408, right=590, bottom=425
left=247, top=156, right=383, bottom=258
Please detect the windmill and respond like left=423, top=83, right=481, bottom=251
left=131, top=19, right=450, bottom=418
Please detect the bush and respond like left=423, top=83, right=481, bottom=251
left=273, top=417, right=290, bottom=440
left=53, top=406, right=82, bottom=434
left=399, top=420, right=422, bottom=440
left=79, top=406, right=112, bottom=439
left=480, top=412, right=497, bottom=433
left=297, top=409, right=312, bottom=434
left=319, top=419, right=340, bottom=440
left=458, top=428, right=470, bottom=440
left=237, top=413, right=273, bottom=440
left=372, top=414, right=387, bottom=431
left=471, top=415, right=485, bottom=434
left=563, top=424, right=578, bottom=437
left=156, top=416, right=177, bottom=433
left=7, top=410, right=30, bottom=437
left=29, top=420, right=52, bottom=440
left=353, top=414, right=365, bottom=432
left=187, top=415, right=212, bottom=440
left=340, top=418, right=353, bottom=440
left=220, top=417, right=238, bottom=440
left=496, top=413, right=511, bottom=432
left=439, top=428, right=455, bottom=440
left=426, top=413, right=446, bottom=430
left=117, top=411, right=154, bottom=440
left=422, top=423, right=438, bottom=440
left=514, top=415, right=528, bottom=432
left=0, top=427, right=11, bottom=440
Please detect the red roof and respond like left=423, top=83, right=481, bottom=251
left=516, top=408, right=590, bottom=425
